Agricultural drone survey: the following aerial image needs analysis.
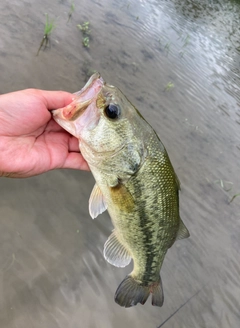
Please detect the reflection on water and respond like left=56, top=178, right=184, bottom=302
left=0, top=0, right=239, bottom=327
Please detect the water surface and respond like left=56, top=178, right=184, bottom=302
left=0, top=0, right=239, bottom=327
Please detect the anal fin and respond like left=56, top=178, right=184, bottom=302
left=103, top=230, right=131, bottom=268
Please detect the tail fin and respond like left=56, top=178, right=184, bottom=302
left=114, top=275, right=164, bottom=308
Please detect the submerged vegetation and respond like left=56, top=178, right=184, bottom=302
left=158, top=29, right=191, bottom=58
left=229, top=193, right=240, bottom=203
left=82, top=36, right=90, bottom=47
left=214, top=179, right=233, bottom=192
left=37, top=14, right=92, bottom=54
left=77, top=21, right=91, bottom=47
left=37, top=14, right=56, bottom=56
left=212, top=179, right=240, bottom=204
left=67, top=1, right=75, bottom=22
left=77, top=21, right=91, bottom=34
left=164, top=82, right=174, bottom=91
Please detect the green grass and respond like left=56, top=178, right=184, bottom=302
left=77, top=21, right=90, bottom=34
left=77, top=22, right=91, bottom=48
left=229, top=193, right=240, bottom=203
left=164, top=82, right=174, bottom=91
left=82, top=36, right=90, bottom=48
left=37, top=14, right=56, bottom=56
left=44, top=13, right=56, bottom=35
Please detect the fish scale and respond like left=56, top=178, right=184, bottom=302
left=52, top=73, right=190, bottom=308
left=109, top=154, right=179, bottom=284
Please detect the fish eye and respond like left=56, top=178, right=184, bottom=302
left=104, top=103, right=121, bottom=120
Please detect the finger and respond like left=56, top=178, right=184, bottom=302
left=39, top=90, right=74, bottom=110
left=62, top=152, right=90, bottom=171
left=45, top=123, right=80, bottom=152
left=69, top=135, right=80, bottom=152
left=45, top=119, right=67, bottom=132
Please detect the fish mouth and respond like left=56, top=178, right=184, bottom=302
left=52, top=72, right=104, bottom=122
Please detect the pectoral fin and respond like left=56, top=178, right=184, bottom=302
left=103, top=230, right=131, bottom=268
left=89, top=184, right=107, bottom=219
left=176, top=219, right=190, bottom=240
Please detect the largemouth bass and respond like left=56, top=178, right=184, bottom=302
left=52, top=73, right=190, bottom=308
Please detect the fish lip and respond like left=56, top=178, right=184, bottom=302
left=74, top=72, right=102, bottom=97
left=52, top=72, right=104, bottom=122
left=72, top=72, right=104, bottom=104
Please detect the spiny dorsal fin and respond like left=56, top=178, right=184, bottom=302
left=103, top=230, right=131, bottom=268
left=176, top=219, right=190, bottom=240
left=89, top=183, right=107, bottom=219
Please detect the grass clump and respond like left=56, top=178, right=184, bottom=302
left=82, top=36, right=90, bottom=48
left=77, top=22, right=91, bottom=47
left=77, top=21, right=91, bottom=34
left=37, top=14, right=56, bottom=56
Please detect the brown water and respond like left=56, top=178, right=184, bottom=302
left=0, top=0, right=240, bottom=327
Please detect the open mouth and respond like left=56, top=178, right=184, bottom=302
left=52, top=72, right=104, bottom=121
left=52, top=73, right=104, bottom=137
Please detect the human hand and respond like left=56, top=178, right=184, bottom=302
left=0, top=89, right=89, bottom=178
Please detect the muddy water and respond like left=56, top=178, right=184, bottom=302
left=0, top=0, right=240, bottom=327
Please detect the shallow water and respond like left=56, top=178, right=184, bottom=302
left=0, top=0, right=240, bottom=327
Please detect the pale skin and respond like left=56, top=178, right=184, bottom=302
left=0, top=89, right=89, bottom=178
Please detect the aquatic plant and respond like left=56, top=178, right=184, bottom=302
left=44, top=14, right=55, bottom=35
left=214, top=179, right=233, bottom=192
left=164, top=82, right=174, bottom=91
left=77, top=22, right=91, bottom=34
left=67, top=1, right=75, bottom=22
left=157, top=36, right=172, bottom=56
left=164, top=42, right=171, bottom=55
left=82, top=36, right=90, bottom=48
left=229, top=193, right=240, bottom=203
left=37, top=14, right=56, bottom=56
left=77, top=22, right=91, bottom=48
left=182, top=34, right=190, bottom=48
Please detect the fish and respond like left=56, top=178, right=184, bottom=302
left=52, top=73, right=190, bottom=308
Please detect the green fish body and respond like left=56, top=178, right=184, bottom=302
left=53, top=73, right=189, bottom=307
